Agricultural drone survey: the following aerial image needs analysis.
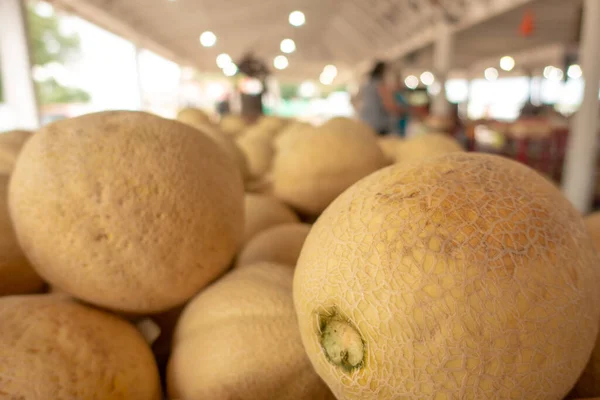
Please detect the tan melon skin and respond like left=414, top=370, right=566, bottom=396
left=395, top=132, right=464, bottom=165
left=236, top=223, right=311, bottom=268
left=175, top=108, right=251, bottom=181
left=294, top=153, right=600, bottom=400
left=0, top=295, right=162, bottom=400
left=9, top=111, right=244, bottom=314
left=572, top=213, right=600, bottom=397
left=273, top=123, right=387, bottom=216
left=0, top=130, right=33, bottom=174
left=0, top=174, right=45, bottom=295
left=167, top=263, right=336, bottom=400
left=243, top=193, right=299, bottom=245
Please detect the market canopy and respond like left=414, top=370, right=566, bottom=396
left=46, top=0, right=584, bottom=81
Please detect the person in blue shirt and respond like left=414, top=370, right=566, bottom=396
left=393, top=79, right=411, bottom=137
left=358, top=61, right=405, bottom=135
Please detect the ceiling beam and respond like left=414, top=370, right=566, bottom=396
left=341, top=0, right=541, bottom=82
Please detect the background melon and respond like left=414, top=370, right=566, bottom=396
left=176, top=107, right=212, bottom=127
left=167, top=262, right=335, bottom=400
left=0, top=295, right=162, bottom=399
left=236, top=134, right=274, bottom=178
left=0, top=130, right=33, bottom=174
left=320, top=116, right=376, bottom=137
left=236, top=223, right=311, bottom=268
left=585, top=212, right=600, bottom=250
left=272, top=123, right=387, bottom=216
left=219, top=114, right=248, bottom=137
left=294, top=153, right=600, bottom=400
left=377, top=135, right=402, bottom=164
left=274, top=121, right=313, bottom=150
left=0, top=174, right=45, bottom=295
left=243, top=193, right=299, bottom=245
left=395, top=132, right=464, bottom=165
left=176, top=117, right=250, bottom=181
left=9, top=111, right=244, bottom=313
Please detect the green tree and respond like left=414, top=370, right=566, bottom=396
left=0, top=1, right=90, bottom=104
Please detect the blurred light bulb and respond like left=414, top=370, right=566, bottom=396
left=499, top=56, right=515, bottom=72
left=289, top=11, right=306, bottom=27
left=280, top=39, right=296, bottom=54
left=405, top=75, right=419, bottom=89
left=223, top=63, right=238, bottom=77
left=274, top=55, right=289, bottom=70
left=200, top=31, right=217, bottom=47
left=567, top=64, right=582, bottom=79
left=216, top=53, right=232, bottom=68
left=484, top=67, right=499, bottom=81
left=420, top=71, right=434, bottom=86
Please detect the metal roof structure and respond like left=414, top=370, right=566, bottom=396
left=49, top=0, right=583, bottom=82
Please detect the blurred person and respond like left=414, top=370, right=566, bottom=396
left=216, top=93, right=231, bottom=117
left=359, top=61, right=405, bottom=135
left=392, top=74, right=411, bottom=137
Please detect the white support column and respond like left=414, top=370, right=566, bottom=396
left=431, top=21, right=453, bottom=117
left=562, top=0, right=600, bottom=213
left=0, top=0, right=40, bottom=130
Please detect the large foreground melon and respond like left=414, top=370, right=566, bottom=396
left=273, top=122, right=387, bottom=216
left=243, top=193, right=299, bottom=245
left=572, top=212, right=600, bottom=397
left=167, top=262, right=335, bottom=400
left=294, top=153, right=600, bottom=400
left=0, top=174, right=45, bottom=295
left=0, top=295, right=162, bottom=399
left=236, top=223, right=311, bottom=268
left=9, top=111, right=244, bottom=313
left=585, top=212, right=600, bottom=250
left=0, top=129, right=33, bottom=174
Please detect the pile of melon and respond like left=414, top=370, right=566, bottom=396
left=2, top=108, right=600, bottom=400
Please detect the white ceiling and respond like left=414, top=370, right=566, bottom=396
left=50, top=0, right=583, bottom=82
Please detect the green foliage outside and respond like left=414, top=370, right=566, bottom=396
left=0, top=2, right=90, bottom=105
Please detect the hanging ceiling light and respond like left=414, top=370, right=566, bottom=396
left=200, top=31, right=217, bottom=47
left=274, top=55, right=289, bottom=70
left=280, top=39, right=296, bottom=54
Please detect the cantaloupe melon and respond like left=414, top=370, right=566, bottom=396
left=0, top=129, right=33, bottom=174
left=236, top=223, right=311, bottom=268
left=395, top=132, right=464, bottom=165
left=0, top=174, right=45, bottom=296
left=167, top=262, right=335, bottom=400
left=585, top=212, right=600, bottom=250
left=219, top=114, right=248, bottom=137
left=9, top=111, right=244, bottom=313
left=0, top=295, right=162, bottom=399
left=243, top=193, right=299, bottom=245
left=377, top=135, right=402, bottom=164
left=255, top=115, right=289, bottom=132
left=273, top=123, right=387, bottom=216
left=320, top=116, right=376, bottom=137
left=294, top=153, right=600, bottom=400
left=571, top=212, right=600, bottom=397
left=237, top=134, right=274, bottom=179
left=274, top=121, right=313, bottom=150
left=176, top=107, right=212, bottom=126
left=176, top=115, right=250, bottom=181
